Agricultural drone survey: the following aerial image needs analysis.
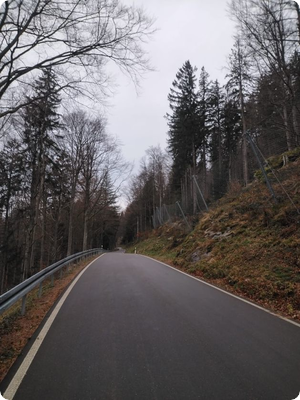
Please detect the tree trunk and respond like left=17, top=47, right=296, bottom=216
left=202, top=146, right=207, bottom=197
left=218, top=128, right=222, bottom=181
left=0, top=217, right=7, bottom=294
left=241, top=133, right=248, bottom=186
left=53, top=195, right=62, bottom=261
left=228, top=150, right=233, bottom=184
left=29, top=192, right=40, bottom=274
left=192, top=144, right=197, bottom=214
left=82, top=208, right=88, bottom=251
left=185, top=170, right=188, bottom=212
left=283, top=104, right=294, bottom=151
left=23, top=201, right=37, bottom=280
left=292, top=104, right=299, bottom=147
left=67, top=184, right=76, bottom=256
left=0, top=176, right=11, bottom=293
left=240, top=85, right=248, bottom=186
left=39, top=192, right=47, bottom=270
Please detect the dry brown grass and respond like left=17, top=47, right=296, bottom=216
left=126, top=159, right=300, bottom=323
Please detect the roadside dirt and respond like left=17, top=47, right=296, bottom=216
left=0, top=256, right=98, bottom=383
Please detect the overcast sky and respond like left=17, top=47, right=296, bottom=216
left=106, top=0, right=236, bottom=171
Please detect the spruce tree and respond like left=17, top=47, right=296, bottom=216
left=0, top=139, right=24, bottom=292
left=198, top=66, right=211, bottom=184
left=207, top=80, right=226, bottom=199
left=166, top=60, right=199, bottom=194
left=21, top=67, right=62, bottom=278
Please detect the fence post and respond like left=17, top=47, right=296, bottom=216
left=38, top=282, right=43, bottom=298
left=192, top=175, right=209, bottom=211
left=176, top=201, right=191, bottom=229
left=160, top=206, right=164, bottom=224
left=21, top=295, right=27, bottom=316
left=246, top=132, right=277, bottom=201
left=156, top=207, right=163, bottom=226
left=164, top=204, right=171, bottom=222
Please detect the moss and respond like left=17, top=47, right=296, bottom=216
left=254, top=147, right=300, bottom=180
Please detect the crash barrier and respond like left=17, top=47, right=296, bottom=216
left=0, top=249, right=104, bottom=316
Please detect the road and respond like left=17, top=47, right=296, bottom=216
left=1, top=253, right=300, bottom=400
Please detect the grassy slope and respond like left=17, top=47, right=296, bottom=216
left=127, top=155, right=300, bottom=322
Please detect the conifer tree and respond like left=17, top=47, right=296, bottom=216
left=0, top=139, right=24, bottom=292
left=21, top=67, right=62, bottom=278
left=198, top=66, right=211, bottom=188
left=207, top=80, right=226, bottom=199
left=166, top=60, right=199, bottom=194
left=226, top=38, right=252, bottom=185
left=222, top=95, right=242, bottom=184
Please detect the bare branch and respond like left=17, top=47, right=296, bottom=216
left=0, top=0, right=155, bottom=119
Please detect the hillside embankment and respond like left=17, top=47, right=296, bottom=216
left=127, top=150, right=300, bottom=322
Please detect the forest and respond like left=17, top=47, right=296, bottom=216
left=121, top=0, right=300, bottom=243
left=0, top=0, right=153, bottom=293
left=1, top=0, right=300, bottom=293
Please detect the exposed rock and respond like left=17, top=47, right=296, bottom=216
left=190, top=249, right=212, bottom=263
left=205, top=228, right=233, bottom=240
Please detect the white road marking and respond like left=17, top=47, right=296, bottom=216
left=4, top=254, right=105, bottom=400
left=141, top=254, right=300, bottom=329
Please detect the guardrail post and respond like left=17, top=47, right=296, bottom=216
left=60, top=268, right=63, bottom=279
left=51, top=274, right=54, bottom=287
left=21, top=295, right=27, bottom=315
left=38, top=282, right=43, bottom=298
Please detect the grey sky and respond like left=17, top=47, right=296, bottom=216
left=106, top=0, right=236, bottom=170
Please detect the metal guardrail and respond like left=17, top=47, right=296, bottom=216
left=0, top=249, right=104, bottom=316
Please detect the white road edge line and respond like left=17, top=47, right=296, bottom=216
left=4, top=254, right=105, bottom=400
left=140, top=254, right=300, bottom=329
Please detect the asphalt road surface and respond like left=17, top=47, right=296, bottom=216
left=2, top=253, right=300, bottom=400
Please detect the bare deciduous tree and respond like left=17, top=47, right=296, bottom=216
left=0, top=0, right=154, bottom=118
left=226, top=37, right=253, bottom=185
left=63, top=111, right=88, bottom=255
left=229, top=0, right=299, bottom=149
left=63, top=110, right=129, bottom=252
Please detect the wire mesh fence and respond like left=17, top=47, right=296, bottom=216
left=151, top=136, right=300, bottom=231
left=152, top=174, right=211, bottom=230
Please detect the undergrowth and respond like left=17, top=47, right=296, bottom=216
left=126, top=156, right=300, bottom=321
